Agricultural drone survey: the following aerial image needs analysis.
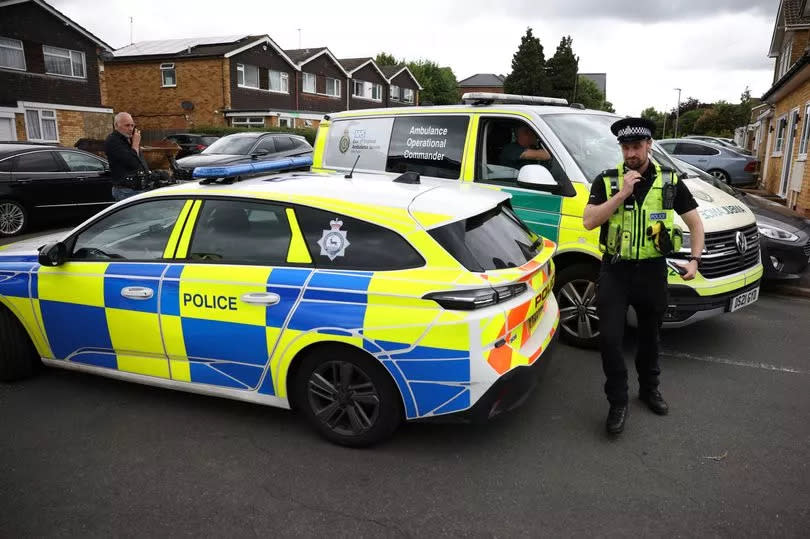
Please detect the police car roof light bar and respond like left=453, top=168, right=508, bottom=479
left=461, top=92, right=569, bottom=107
left=194, top=155, right=314, bottom=183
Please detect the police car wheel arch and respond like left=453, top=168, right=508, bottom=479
left=0, top=305, right=40, bottom=381
left=553, top=262, right=600, bottom=347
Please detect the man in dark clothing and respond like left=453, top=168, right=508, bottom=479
left=499, top=125, right=551, bottom=170
left=105, top=112, right=145, bottom=201
left=583, top=117, right=705, bottom=436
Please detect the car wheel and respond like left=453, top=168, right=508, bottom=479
left=0, top=307, right=40, bottom=382
left=0, top=199, right=28, bottom=237
left=294, top=348, right=402, bottom=447
left=708, top=169, right=730, bottom=184
left=554, top=263, right=600, bottom=349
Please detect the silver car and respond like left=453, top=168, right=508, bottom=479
left=684, top=135, right=753, bottom=156
left=658, top=138, right=758, bottom=186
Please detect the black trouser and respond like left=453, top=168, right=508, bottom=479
left=597, top=257, right=668, bottom=406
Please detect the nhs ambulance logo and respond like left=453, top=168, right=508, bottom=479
left=318, top=218, right=351, bottom=260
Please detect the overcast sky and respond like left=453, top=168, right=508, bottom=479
left=50, top=0, right=778, bottom=116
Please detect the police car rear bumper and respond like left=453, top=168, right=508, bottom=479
left=454, top=331, right=559, bottom=424
left=661, top=280, right=762, bottom=326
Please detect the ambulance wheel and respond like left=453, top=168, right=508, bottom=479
left=708, top=169, right=730, bottom=184
left=0, top=199, right=28, bottom=237
left=0, top=307, right=40, bottom=382
left=295, top=348, right=403, bottom=447
left=554, top=263, right=600, bottom=349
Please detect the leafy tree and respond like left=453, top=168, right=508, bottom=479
left=546, top=36, right=578, bottom=101
left=675, top=109, right=703, bottom=137
left=601, top=100, right=616, bottom=113
left=641, top=107, right=667, bottom=139
left=406, top=60, right=458, bottom=105
left=503, top=27, right=551, bottom=96
left=374, top=52, right=399, bottom=66
left=575, top=76, right=609, bottom=110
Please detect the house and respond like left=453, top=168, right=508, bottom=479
left=755, top=0, right=810, bottom=215
left=380, top=65, right=421, bottom=107
left=104, top=35, right=319, bottom=132
left=340, top=58, right=388, bottom=109
left=0, top=0, right=113, bottom=145
left=457, top=73, right=504, bottom=98
left=284, top=47, right=349, bottom=122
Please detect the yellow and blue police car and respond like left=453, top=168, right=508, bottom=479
left=0, top=161, right=559, bottom=446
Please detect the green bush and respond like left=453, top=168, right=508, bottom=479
left=189, top=125, right=317, bottom=145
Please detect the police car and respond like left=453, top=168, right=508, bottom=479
left=0, top=160, right=559, bottom=446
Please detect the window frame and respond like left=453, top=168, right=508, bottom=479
left=230, top=116, right=265, bottom=128
left=57, top=150, right=107, bottom=172
left=24, top=108, right=59, bottom=142
left=778, top=37, right=793, bottom=79
left=42, top=45, right=86, bottom=78
left=0, top=36, right=26, bottom=71
left=303, top=72, right=316, bottom=94
left=160, top=62, right=176, bottom=88
left=269, top=69, right=289, bottom=93
left=237, top=63, right=260, bottom=89
left=390, top=84, right=400, bottom=101
left=403, top=88, right=415, bottom=104
left=799, top=103, right=810, bottom=160
left=325, top=77, right=341, bottom=97
left=773, top=114, right=787, bottom=156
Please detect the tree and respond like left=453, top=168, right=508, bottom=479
left=374, top=52, right=399, bottom=66
left=575, top=76, right=609, bottom=110
left=406, top=60, right=458, bottom=105
left=641, top=107, right=667, bottom=139
left=546, top=36, right=579, bottom=101
left=503, top=27, right=551, bottom=96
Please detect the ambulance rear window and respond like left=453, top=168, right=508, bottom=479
left=429, top=203, right=541, bottom=272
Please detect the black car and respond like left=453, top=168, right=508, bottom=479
left=0, top=143, right=114, bottom=237
left=164, top=133, right=220, bottom=159
left=673, top=157, right=810, bottom=281
left=174, top=132, right=312, bottom=179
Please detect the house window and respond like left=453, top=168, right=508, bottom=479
left=43, top=45, right=85, bottom=78
left=279, top=117, right=294, bottom=128
left=403, top=88, right=414, bottom=104
left=160, top=63, right=176, bottom=87
left=325, top=77, right=341, bottom=97
left=774, top=116, right=787, bottom=154
left=270, top=70, right=289, bottom=93
left=390, top=85, right=400, bottom=101
left=778, top=37, right=793, bottom=79
left=800, top=104, right=810, bottom=157
left=0, top=36, right=25, bottom=71
left=231, top=116, right=265, bottom=128
left=371, top=83, right=382, bottom=101
left=237, top=63, right=259, bottom=88
left=303, top=72, right=316, bottom=93
left=25, top=109, right=58, bottom=142
left=352, top=80, right=382, bottom=101
left=353, top=80, right=365, bottom=97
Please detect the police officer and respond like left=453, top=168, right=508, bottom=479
left=104, top=112, right=147, bottom=201
left=583, top=117, right=705, bottom=436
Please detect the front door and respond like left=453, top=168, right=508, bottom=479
left=37, top=198, right=190, bottom=377
left=779, top=108, right=800, bottom=198
left=159, top=198, right=308, bottom=395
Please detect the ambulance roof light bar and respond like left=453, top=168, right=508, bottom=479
left=461, top=92, right=569, bottom=107
left=194, top=155, right=313, bottom=184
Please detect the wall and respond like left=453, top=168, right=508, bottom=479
left=297, top=55, right=347, bottom=114
left=348, top=64, right=387, bottom=110
left=388, top=71, right=419, bottom=107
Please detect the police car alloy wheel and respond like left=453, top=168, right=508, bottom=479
left=554, top=264, right=600, bottom=348
left=0, top=200, right=27, bottom=237
left=295, top=350, right=403, bottom=447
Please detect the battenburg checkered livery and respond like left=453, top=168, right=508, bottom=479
left=0, top=168, right=559, bottom=446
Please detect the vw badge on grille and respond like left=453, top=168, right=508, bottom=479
left=735, top=231, right=748, bottom=254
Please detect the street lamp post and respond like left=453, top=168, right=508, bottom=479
left=674, top=87, right=682, bottom=138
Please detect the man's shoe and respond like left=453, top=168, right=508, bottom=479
left=606, top=405, right=627, bottom=435
left=640, top=389, right=669, bottom=415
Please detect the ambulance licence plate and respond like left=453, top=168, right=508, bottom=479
left=729, top=287, right=759, bottom=312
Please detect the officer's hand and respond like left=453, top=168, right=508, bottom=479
left=619, top=170, right=641, bottom=200
left=679, top=259, right=698, bottom=281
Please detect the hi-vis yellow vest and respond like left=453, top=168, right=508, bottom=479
left=600, top=162, right=677, bottom=260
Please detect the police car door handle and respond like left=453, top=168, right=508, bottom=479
left=121, top=286, right=154, bottom=300
left=241, top=292, right=281, bottom=306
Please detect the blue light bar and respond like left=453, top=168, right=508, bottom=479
left=192, top=155, right=313, bottom=179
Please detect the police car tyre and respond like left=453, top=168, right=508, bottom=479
left=708, top=169, right=730, bottom=184
left=0, top=199, right=28, bottom=237
left=0, top=307, right=40, bottom=381
left=294, top=348, right=403, bottom=447
left=554, top=263, right=600, bottom=349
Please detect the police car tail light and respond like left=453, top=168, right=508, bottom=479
left=424, top=283, right=526, bottom=310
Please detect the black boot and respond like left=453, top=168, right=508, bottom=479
left=640, top=389, right=669, bottom=415
left=606, top=404, right=627, bottom=435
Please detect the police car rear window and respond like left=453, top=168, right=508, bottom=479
left=429, top=203, right=540, bottom=272
left=295, top=206, right=425, bottom=271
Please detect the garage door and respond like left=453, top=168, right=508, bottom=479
left=0, top=117, right=15, bottom=141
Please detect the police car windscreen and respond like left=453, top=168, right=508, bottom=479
left=429, top=203, right=541, bottom=272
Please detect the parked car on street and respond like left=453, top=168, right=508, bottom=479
left=163, top=133, right=220, bottom=159
left=685, top=135, right=753, bottom=155
left=673, top=157, right=810, bottom=281
left=0, top=143, right=114, bottom=237
left=174, top=132, right=312, bottom=179
left=658, top=138, right=758, bottom=186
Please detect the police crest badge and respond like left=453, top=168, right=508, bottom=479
left=318, top=218, right=350, bottom=260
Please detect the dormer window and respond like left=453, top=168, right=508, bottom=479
left=778, top=36, right=793, bottom=79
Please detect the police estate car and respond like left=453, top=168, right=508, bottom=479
left=0, top=163, right=558, bottom=446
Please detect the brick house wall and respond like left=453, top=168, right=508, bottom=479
left=298, top=55, right=347, bottom=114
left=104, top=57, right=230, bottom=131
left=348, top=64, right=387, bottom=110
left=388, top=71, right=419, bottom=107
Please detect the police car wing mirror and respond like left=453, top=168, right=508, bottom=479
left=517, top=165, right=577, bottom=197
left=38, top=242, right=67, bottom=267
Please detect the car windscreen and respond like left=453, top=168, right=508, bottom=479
left=202, top=135, right=257, bottom=155
left=429, top=203, right=540, bottom=272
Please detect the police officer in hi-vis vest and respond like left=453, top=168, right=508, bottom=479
left=583, top=117, right=705, bottom=436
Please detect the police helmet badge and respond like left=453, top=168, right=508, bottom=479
left=318, top=218, right=350, bottom=260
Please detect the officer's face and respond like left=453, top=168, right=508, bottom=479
left=620, top=139, right=652, bottom=170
